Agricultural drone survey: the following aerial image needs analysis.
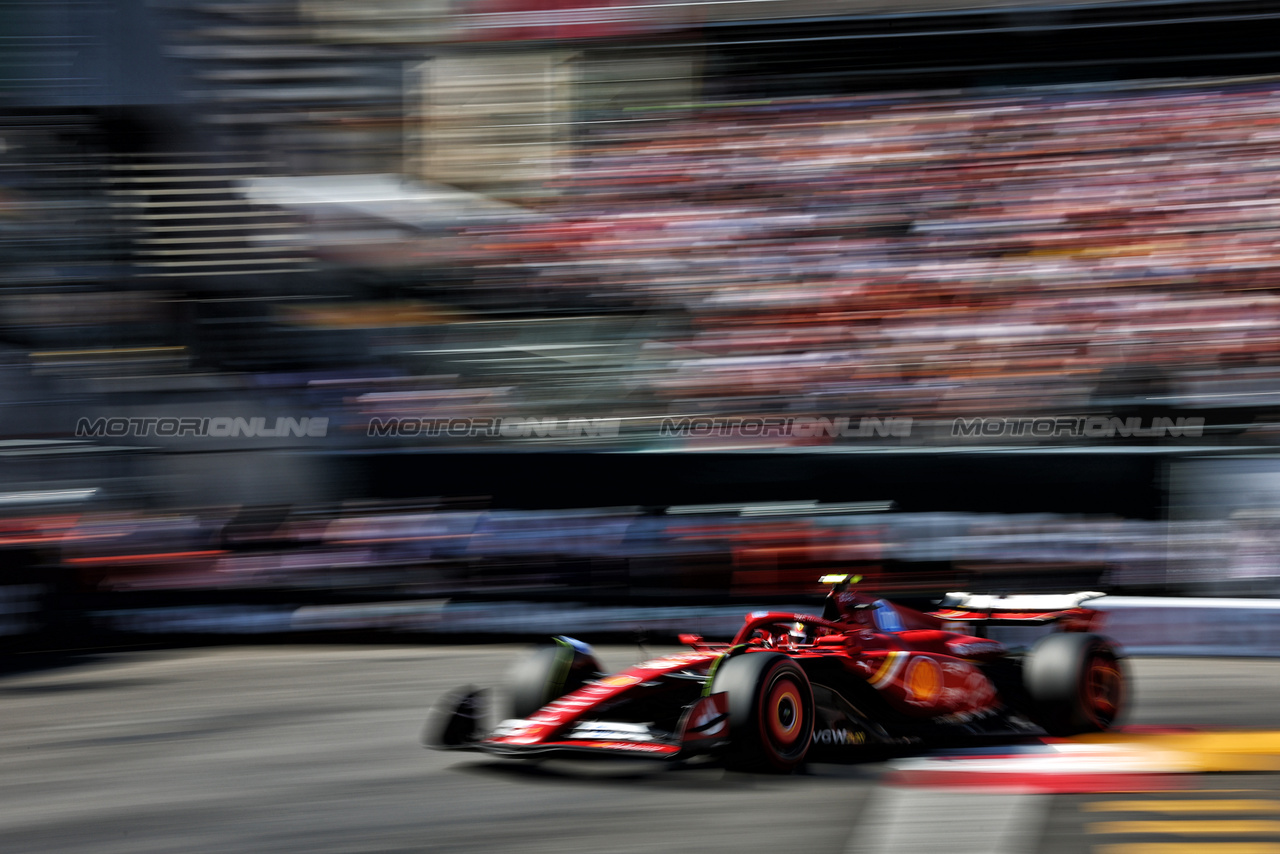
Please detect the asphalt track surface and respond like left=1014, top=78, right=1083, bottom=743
left=3, top=646, right=1280, bottom=854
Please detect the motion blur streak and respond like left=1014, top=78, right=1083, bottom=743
left=6, top=0, right=1280, bottom=639
left=8, top=9, right=1280, bottom=848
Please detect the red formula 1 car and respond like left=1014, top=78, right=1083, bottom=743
left=425, top=576, right=1127, bottom=772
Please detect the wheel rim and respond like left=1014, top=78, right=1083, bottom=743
left=763, top=675, right=806, bottom=754
left=1083, top=652, right=1123, bottom=727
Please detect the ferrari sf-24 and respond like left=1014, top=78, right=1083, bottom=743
left=425, top=576, right=1127, bottom=772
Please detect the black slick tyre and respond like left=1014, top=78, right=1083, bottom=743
left=710, top=652, right=814, bottom=773
left=1023, top=632, right=1127, bottom=736
left=505, top=642, right=602, bottom=720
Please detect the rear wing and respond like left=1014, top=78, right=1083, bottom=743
left=929, top=591, right=1106, bottom=624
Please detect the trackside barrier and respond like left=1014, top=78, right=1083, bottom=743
left=1090, top=596, right=1280, bottom=657
left=87, top=596, right=1280, bottom=655
left=91, top=601, right=812, bottom=638
left=294, top=601, right=815, bottom=637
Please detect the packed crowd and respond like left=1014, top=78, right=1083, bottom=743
left=10, top=77, right=1280, bottom=444
left=458, top=79, right=1280, bottom=430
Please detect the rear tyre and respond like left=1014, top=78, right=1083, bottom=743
left=505, top=641, right=602, bottom=720
left=1024, top=633, right=1127, bottom=736
left=711, top=652, right=814, bottom=773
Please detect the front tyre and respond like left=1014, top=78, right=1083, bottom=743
left=711, top=652, right=814, bottom=773
left=505, top=640, right=602, bottom=720
left=1024, top=632, right=1127, bottom=736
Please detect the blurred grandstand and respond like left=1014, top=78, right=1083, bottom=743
left=6, top=0, right=1280, bottom=640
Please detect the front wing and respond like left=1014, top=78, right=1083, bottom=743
left=425, top=688, right=731, bottom=761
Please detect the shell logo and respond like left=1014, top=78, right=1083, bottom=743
left=905, top=657, right=942, bottom=703
left=598, top=674, right=643, bottom=689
